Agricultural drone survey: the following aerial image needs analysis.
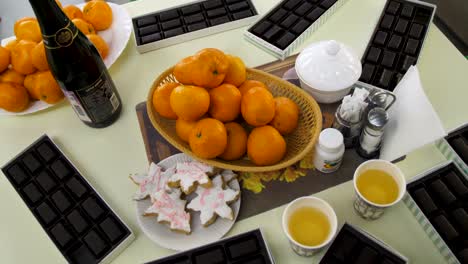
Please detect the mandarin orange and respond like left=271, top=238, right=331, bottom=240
left=270, top=97, right=299, bottom=135
left=219, top=122, right=248, bottom=161
left=189, top=118, right=227, bottom=159
left=209, top=83, right=241, bottom=122
left=241, top=86, right=275, bottom=126
left=247, top=126, right=286, bottom=166
left=152, top=82, right=179, bottom=119
left=170, top=85, right=210, bottom=121
left=176, top=119, right=197, bottom=143
left=0, top=82, right=30, bottom=112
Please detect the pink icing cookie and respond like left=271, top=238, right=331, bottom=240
left=130, top=163, right=175, bottom=200
left=187, top=175, right=240, bottom=227
left=168, top=162, right=214, bottom=194
left=221, top=170, right=237, bottom=183
left=144, top=189, right=191, bottom=234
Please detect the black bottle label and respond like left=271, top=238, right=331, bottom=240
left=43, top=21, right=78, bottom=49
left=62, top=72, right=120, bottom=124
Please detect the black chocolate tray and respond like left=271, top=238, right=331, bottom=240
left=247, top=0, right=339, bottom=50
left=359, top=0, right=435, bottom=91
left=133, top=0, right=258, bottom=46
left=146, top=229, right=274, bottom=264
left=320, top=223, right=407, bottom=264
left=447, top=126, right=468, bottom=165
left=1, top=135, right=133, bottom=264
left=407, top=163, right=468, bottom=264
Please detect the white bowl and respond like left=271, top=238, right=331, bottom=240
left=298, top=76, right=352, bottom=104
left=295, top=40, right=361, bottom=104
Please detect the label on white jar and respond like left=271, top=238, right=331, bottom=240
left=319, top=157, right=343, bottom=173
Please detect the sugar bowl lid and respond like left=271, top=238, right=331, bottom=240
left=295, top=40, right=362, bottom=92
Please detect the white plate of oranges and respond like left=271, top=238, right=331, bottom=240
left=0, top=0, right=132, bottom=116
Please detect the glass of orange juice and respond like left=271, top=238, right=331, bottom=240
left=353, top=159, right=406, bottom=220
left=282, top=196, right=338, bottom=256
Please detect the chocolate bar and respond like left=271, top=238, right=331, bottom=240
left=248, top=0, right=338, bottom=49
left=146, top=229, right=274, bottom=264
left=459, top=248, right=468, bottom=264
left=451, top=208, right=468, bottom=234
left=444, top=172, right=468, bottom=197
left=433, top=215, right=459, bottom=241
left=413, top=188, right=437, bottom=215
left=407, top=163, right=468, bottom=264
left=448, top=135, right=468, bottom=164
left=320, top=223, right=407, bottom=263
left=133, top=0, right=258, bottom=53
left=430, top=179, right=457, bottom=206
left=1, top=135, right=134, bottom=264
left=245, top=0, right=347, bottom=59
left=359, top=0, right=435, bottom=91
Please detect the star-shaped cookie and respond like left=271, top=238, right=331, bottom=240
left=187, top=175, right=240, bottom=227
left=167, top=161, right=213, bottom=194
left=144, top=189, right=191, bottom=234
left=130, top=163, right=175, bottom=200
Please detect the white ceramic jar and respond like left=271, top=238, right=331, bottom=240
left=313, top=128, right=345, bottom=173
left=295, top=40, right=362, bottom=103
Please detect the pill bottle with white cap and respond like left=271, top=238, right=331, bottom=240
left=313, top=128, right=345, bottom=173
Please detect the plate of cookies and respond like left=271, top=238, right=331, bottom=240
left=131, top=153, right=241, bottom=251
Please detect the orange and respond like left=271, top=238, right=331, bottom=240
left=4, top=39, right=19, bottom=52
left=152, top=82, right=179, bottom=119
left=63, top=5, right=83, bottom=20
left=31, top=41, right=49, bottom=71
left=247, top=126, right=286, bottom=166
left=0, top=69, right=25, bottom=85
left=87, top=34, right=109, bottom=59
left=0, top=46, right=10, bottom=73
left=191, top=48, right=230, bottom=88
left=24, top=73, right=39, bottom=100
left=0, top=82, right=30, bottom=112
left=223, top=55, right=246, bottom=87
left=170, top=85, right=210, bottom=121
left=73, top=18, right=96, bottom=35
left=219, top=122, right=248, bottom=161
left=209, top=83, right=241, bottom=122
left=34, top=71, right=64, bottom=104
left=189, top=118, right=227, bottom=159
left=241, top=86, right=275, bottom=126
left=176, top=119, right=197, bottom=142
left=270, top=97, right=299, bottom=135
left=238, top=80, right=268, bottom=96
left=173, top=56, right=197, bottom=85
left=83, top=0, right=113, bottom=31
left=14, top=17, right=36, bottom=36
left=11, top=40, right=37, bottom=75
left=15, top=19, right=42, bottom=43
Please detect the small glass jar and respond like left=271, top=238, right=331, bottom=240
left=332, top=104, right=363, bottom=148
left=313, top=128, right=345, bottom=173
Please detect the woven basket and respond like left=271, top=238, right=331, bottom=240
left=147, top=67, right=322, bottom=172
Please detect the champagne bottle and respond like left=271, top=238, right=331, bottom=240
left=29, top=0, right=122, bottom=128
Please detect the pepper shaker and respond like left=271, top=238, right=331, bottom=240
left=357, top=107, right=389, bottom=158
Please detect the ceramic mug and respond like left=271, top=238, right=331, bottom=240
left=282, top=196, right=338, bottom=257
left=353, top=160, right=406, bottom=220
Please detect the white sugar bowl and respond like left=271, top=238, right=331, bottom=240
left=295, top=40, right=362, bottom=103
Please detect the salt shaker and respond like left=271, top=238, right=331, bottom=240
left=357, top=107, right=389, bottom=158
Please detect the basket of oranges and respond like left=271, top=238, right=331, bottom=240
left=147, top=48, right=322, bottom=172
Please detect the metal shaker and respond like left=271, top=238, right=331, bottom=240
left=332, top=104, right=363, bottom=148
left=357, top=107, right=389, bottom=158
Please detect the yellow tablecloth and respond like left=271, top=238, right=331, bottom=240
left=1, top=0, right=467, bottom=263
